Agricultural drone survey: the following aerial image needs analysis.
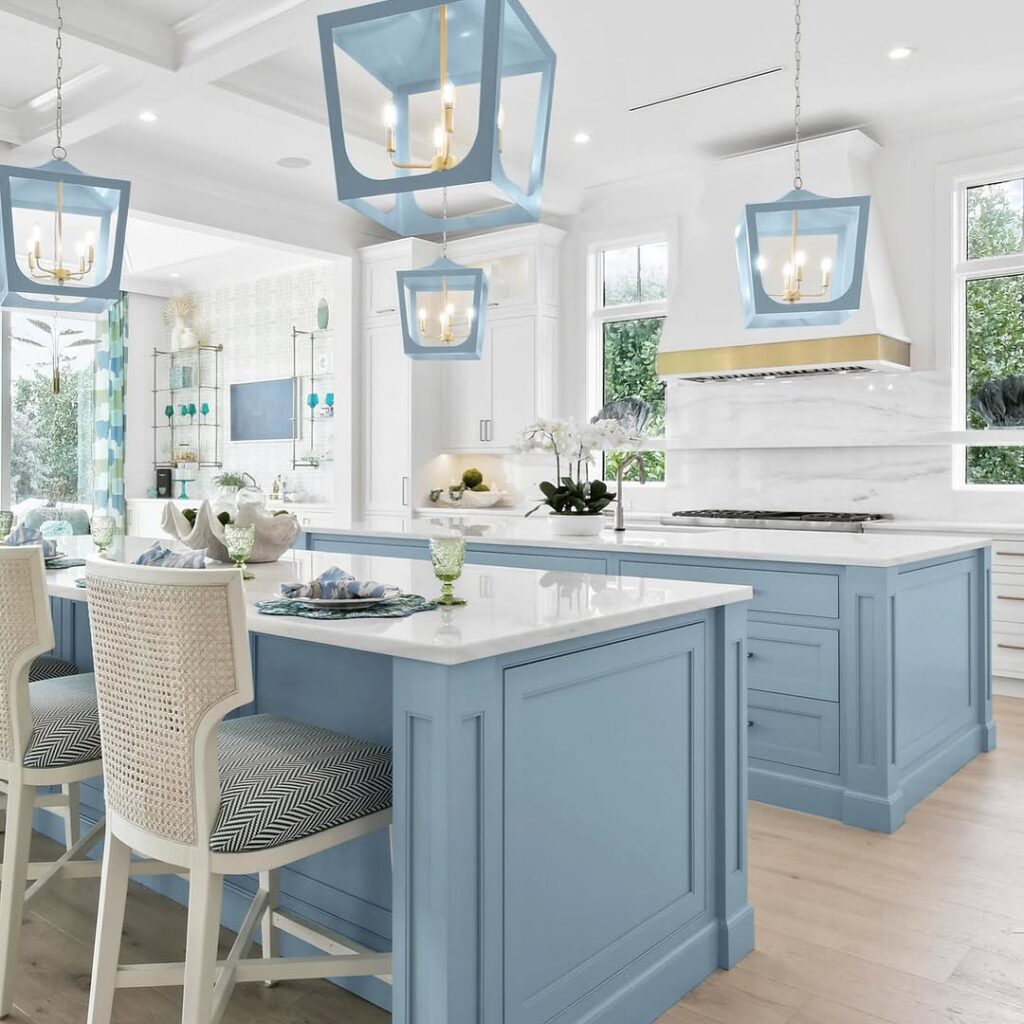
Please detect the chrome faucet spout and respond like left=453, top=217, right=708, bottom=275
left=614, top=451, right=647, bottom=533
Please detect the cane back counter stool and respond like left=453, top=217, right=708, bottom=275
left=85, top=560, right=393, bottom=1024
left=0, top=546, right=104, bottom=1018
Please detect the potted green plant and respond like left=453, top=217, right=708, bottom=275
left=517, top=418, right=629, bottom=536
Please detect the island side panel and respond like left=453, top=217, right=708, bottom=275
left=392, top=613, right=752, bottom=1024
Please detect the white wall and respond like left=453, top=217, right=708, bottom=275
left=551, top=113, right=1024, bottom=523
left=124, top=293, right=167, bottom=501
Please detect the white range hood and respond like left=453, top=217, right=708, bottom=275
left=657, top=130, right=910, bottom=382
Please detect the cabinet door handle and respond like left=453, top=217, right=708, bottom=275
left=746, top=651, right=755, bottom=659
left=996, top=551, right=1024, bottom=557
left=376, top=306, right=396, bottom=314
left=401, top=476, right=409, bottom=507
left=486, top=419, right=493, bottom=442
left=747, top=720, right=755, bottom=728
left=997, top=594, right=1024, bottom=602
left=998, top=643, right=1024, bottom=652
left=479, top=420, right=485, bottom=442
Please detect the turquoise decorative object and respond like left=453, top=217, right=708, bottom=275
left=200, top=401, right=210, bottom=422
left=736, top=188, right=870, bottom=329
left=318, top=0, right=556, bottom=236
left=317, top=297, right=330, bottom=330
left=398, top=257, right=489, bottom=360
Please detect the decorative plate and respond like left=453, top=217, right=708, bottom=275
left=295, top=595, right=395, bottom=609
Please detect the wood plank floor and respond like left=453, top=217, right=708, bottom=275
left=4, top=696, right=1023, bottom=1023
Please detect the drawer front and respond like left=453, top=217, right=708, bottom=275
left=620, top=560, right=839, bottom=619
left=993, top=584, right=1024, bottom=625
left=468, top=548, right=608, bottom=575
left=747, top=690, right=840, bottom=775
left=994, top=630, right=1024, bottom=678
left=747, top=622, right=840, bottom=702
left=992, top=539, right=1024, bottom=573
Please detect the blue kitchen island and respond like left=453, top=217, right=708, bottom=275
left=300, top=520, right=995, bottom=834
left=44, top=540, right=753, bottom=1024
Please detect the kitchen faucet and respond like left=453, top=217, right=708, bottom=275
left=614, top=452, right=647, bottom=532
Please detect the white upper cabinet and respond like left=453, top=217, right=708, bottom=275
left=364, top=322, right=411, bottom=512
left=361, top=238, right=436, bottom=324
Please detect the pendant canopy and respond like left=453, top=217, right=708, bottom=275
left=318, top=0, right=555, bottom=236
left=735, top=187, right=870, bottom=329
left=398, top=257, right=488, bottom=359
left=0, top=159, right=130, bottom=314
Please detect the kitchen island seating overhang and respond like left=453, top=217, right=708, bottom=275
left=43, top=540, right=754, bottom=1024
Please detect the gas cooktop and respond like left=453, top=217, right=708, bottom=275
left=660, top=510, right=890, bottom=533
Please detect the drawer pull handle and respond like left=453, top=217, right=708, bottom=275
left=746, top=651, right=755, bottom=659
left=996, top=551, right=1024, bottom=556
left=998, top=594, right=1024, bottom=602
left=747, top=720, right=755, bottom=728
left=998, top=643, right=1024, bottom=652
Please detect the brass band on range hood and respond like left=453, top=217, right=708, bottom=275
left=656, top=334, right=910, bottom=377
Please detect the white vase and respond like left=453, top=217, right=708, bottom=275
left=170, top=318, right=186, bottom=351
left=546, top=514, right=608, bottom=537
left=181, top=326, right=199, bottom=349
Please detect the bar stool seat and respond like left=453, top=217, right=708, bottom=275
left=23, top=672, right=101, bottom=770
left=29, top=655, right=82, bottom=681
left=212, top=714, right=392, bottom=854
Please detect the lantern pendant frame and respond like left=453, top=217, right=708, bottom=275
left=318, top=0, right=556, bottom=237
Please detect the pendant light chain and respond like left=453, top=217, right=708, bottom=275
left=53, top=0, right=66, bottom=161
left=792, top=0, right=802, bottom=190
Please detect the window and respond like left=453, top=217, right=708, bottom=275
left=4, top=312, right=98, bottom=515
left=958, top=175, right=1024, bottom=485
left=591, top=239, right=668, bottom=482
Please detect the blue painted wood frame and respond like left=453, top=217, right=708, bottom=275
left=304, top=531, right=995, bottom=833
left=44, top=593, right=751, bottom=1023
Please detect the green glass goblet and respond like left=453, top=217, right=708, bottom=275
left=91, top=515, right=117, bottom=558
left=430, top=537, right=467, bottom=606
left=224, top=524, right=256, bottom=580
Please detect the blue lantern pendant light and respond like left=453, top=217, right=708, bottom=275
left=398, top=187, right=489, bottom=359
left=0, top=0, right=130, bottom=314
left=318, top=0, right=555, bottom=236
left=735, top=0, right=870, bottom=329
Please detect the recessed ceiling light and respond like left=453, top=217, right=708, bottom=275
left=888, top=46, right=916, bottom=60
left=277, top=156, right=312, bottom=169
left=169, top=272, right=180, bottom=279
left=139, top=110, right=158, bottom=122
left=573, top=132, right=591, bottom=145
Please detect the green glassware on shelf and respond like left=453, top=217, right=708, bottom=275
left=200, top=401, right=210, bottom=423
left=164, top=404, right=174, bottom=425
left=188, top=402, right=197, bottom=424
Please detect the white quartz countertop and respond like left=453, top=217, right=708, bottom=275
left=44, top=537, right=751, bottom=667
left=306, top=517, right=991, bottom=568
left=864, top=520, right=1024, bottom=537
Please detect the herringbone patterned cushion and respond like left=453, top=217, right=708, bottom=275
left=23, top=673, right=102, bottom=770
left=211, top=715, right=392, bottom=854
left=29, top=655, right=80, bottom=682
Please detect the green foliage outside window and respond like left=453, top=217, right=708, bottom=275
left=964, top=179, right=1024, bottom=484
left=10, top=365, right=94, bottom=506
left=602, top=317, right=666, bottom=482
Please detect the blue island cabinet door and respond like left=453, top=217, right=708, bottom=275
left=503, top=624, right=708, bottom=1024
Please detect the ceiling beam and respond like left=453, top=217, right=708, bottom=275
left=0, top=105, right=21, bottom=146
left=0, top=1, right=178, bottom=71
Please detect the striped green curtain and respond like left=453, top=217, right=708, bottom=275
left=93, top=293, right=128, bottom=531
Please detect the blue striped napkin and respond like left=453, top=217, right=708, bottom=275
left=281, top=566, right=401, bottom=601
left=133, top=543, right=207, bottom=569
left=3, top=523, right=58, bottom=559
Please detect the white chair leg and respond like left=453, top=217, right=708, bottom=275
left=258, top=869, right=279, bottom=987
left=86, top=833, right=131, bottom=1024
left=0, top=783, right=34, bottom=1017
left=60, top=783, right=80, bottom=850
left=181, top=870, right=223, bottom=1024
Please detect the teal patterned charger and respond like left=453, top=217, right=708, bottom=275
left=256, top=595, right=437, bottom=621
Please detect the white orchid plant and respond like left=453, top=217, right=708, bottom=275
left=514, top=417, right=632, bottom=517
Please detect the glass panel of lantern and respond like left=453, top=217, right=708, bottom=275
left=318, top=0, right=555, bottom=236
left=397, top=257, right=489, bottom=359
left=0, top=159, right=130, bottom=314
left=735, top=188, right=870, bottom=329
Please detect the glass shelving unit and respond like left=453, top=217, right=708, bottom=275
left=152, top=343, right=224, bottom=470
left=292, top=327, right=334, bottom=469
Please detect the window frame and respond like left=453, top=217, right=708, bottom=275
left=586, top=228, right=672, bottom=486
left=949, top=158, right=1024, bottom=489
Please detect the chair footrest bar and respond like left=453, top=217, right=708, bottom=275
left=115, top=953, right=392, bottom=989
left=271, top=908, right=393, bottom=985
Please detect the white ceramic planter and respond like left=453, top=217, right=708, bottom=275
left=546, top=514, right=608, bottom=537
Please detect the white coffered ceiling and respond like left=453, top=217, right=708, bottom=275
left=0, top=0, right=1021, bottom=243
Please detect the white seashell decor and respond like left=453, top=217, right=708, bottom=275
left=161, top=500, right=301, bottom=563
